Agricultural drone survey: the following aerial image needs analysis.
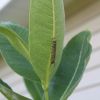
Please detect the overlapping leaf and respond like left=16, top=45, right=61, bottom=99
left=0, top=22, right=39, bottom=81
left=24, top=78, right=43, bottom=100
left=0, top=24, right=29, bottom=60
left=0, top=79, right=31, bottom=100
left=49, top=31, right=92, bottom=100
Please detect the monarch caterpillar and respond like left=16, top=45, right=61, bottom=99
left=51, top=38, right=56, bottom=64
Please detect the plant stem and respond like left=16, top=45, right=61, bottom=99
left=44, top=88, right=49, bottom=100
left=42, top=81, right=49, bottom=100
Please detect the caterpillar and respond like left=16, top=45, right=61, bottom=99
left=51, top=38, right=56, bottom=64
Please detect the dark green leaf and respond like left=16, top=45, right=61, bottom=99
left=0, top=24, right=29, bottom=60
left=0, top=22, right=40, bottom=82
left=0, top=79, right=31, bottom=100
left=24, top=78, right=43, bottom=100
left=49, top=31, right=92, bottom=100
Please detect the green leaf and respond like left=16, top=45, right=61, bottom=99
left=0, top=24, right=29, bottom=60
left=24, top=78, right=43, bottom=100
left=29, top=0, right=65, bottom=83
left=0, top=79, right=31, bottom=100
left=49, top=31, right=92, bottom=100
left=0, top=22, right=40, bottom=81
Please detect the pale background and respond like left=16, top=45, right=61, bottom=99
left=0, top=0, right=100, bottom=100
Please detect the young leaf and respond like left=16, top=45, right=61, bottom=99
left=0, top=25, right=29, bottom=60
left=0, top=79, right=31, bottom=100
left=24, top=78, right=43, bottom=100
left=29, top=0, right=65, bottom=83
left=49, top=31, right=92, bottom=100
left=0, top=22, right=40, bottom=82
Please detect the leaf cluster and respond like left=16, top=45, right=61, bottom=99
left=0, top=0, right=92, bottom=100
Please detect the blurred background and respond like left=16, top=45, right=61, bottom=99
left=0, top=0, right=100, bottom=100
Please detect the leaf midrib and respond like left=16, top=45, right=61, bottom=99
left=60, top=35, right=86, bottom=100
left=52, top=0, right=56, bottom=38
left=45, top=0, right=56, bottom=84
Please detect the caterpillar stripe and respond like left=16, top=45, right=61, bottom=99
left=51, top=38, right=56, bottom=64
